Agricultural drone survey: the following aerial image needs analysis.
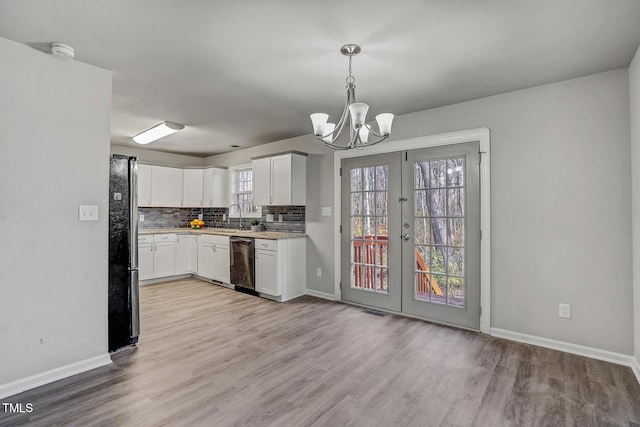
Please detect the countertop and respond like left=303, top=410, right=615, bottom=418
left=139, top=228, right=307, bottom=240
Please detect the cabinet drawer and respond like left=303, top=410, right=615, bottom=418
left=154, top=233, right=176, bottom=242
left=138, top=234, right=153, bottom=243
left=199, top=234, right=229, bottom=246
left=255, top=239, right=277, bottom=251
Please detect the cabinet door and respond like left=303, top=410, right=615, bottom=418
left=252, top=157, right=272, bottom=206
left=153, top=241, right=176, bottom=278
left=151, top=166, right=183, bottom=206
left=176, top=235, right=193, bottom=274
left=270, top=155, right=292, bottom=205
left=137, top=164, right=152, bottom=207
left=213, top=244, right=230, bottom=283
left=139, top=243, right=154, bottom=280
left=182, top=169, right=204, bottom=207
left=189, top=236, right=198, bottom=273
left=197, top=242, right=214, bottom=279
left=255, top=249, right=278, bottom=295
left=203, top=167, right=229, bottom=207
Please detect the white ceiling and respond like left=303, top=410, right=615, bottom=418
left=1, top=1, right=639, bottom=157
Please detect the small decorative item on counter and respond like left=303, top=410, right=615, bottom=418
left=189, top=219, right=205, bottom=229
left=250, top=219, right=261, bottom=231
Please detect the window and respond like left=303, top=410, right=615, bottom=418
left=228, top=164, right=261, bottom=218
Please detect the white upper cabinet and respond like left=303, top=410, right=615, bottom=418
left=137, top=164, right=152, bottom=207
left=182, top=169, right=204, bottom=207
left=151, top=166, right=183, bottom=207
left=252, top=157, right=272, bottom=206
left=138, top=165, right=227, bottom=208
left=203, top=167, right=228, bottom=207
left=252, top=152, right=306, bottom=206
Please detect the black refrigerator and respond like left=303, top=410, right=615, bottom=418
left=108, top=155, right=140, bottom=352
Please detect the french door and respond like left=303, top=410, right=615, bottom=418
left=341, top=142, right=481, bottom=330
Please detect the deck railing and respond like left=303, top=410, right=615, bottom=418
left=352, top=236, right=443, bottom=295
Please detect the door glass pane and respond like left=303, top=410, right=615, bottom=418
left=415, top=162, right=430, bottom=189
left=430, top=160, right=446, bottom=188
left=413, top=156, right=467, bottom=307
left=363, top=192, right=376, bottom=216
left=351, top=168, right=362, bottom=191
left=349, top=164, right=390, bottom=294
left=447, top=189, right=464, bottom=217
left=447, top=158, right=464, bottom=187
left=430, top=189, right=446, bottom=217
left=363, top=167, right=376, bottom=191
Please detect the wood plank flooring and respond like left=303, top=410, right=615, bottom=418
left=2, top=278, right=639, bottom=426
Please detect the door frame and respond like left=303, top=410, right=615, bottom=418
left=333, top=127, right=491, bottom=334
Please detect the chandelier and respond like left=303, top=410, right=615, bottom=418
left=310, top=44, right=394, bottom=150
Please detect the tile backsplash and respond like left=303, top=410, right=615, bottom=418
left=138, top=206, right=305, bottom=233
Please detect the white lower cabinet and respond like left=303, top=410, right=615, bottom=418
left=139, top=233, right=305, bottom=297
left=138, top=233, right=177, bottom=281
left=255, top=246, right=278, bottom=295
left=139, top=236, right=154, bottom=281
left=254, top=238, right=306, bottom=301
left=197, top=234, right=230, bottom=283
left=176, top=234, right=198, bottom=274
left=153, top=234, right=176, bottom=278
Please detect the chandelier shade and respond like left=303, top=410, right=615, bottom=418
left=310, top=44, right=394, bottom=150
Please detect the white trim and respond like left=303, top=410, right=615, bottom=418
left=632, top=357, right=640, bottom=386
left=305, top=289, right=337, bottom=301
left=0, top=354, right=112, bottom=399
left=491, top=328, right=640, bottom=384
left=333, top=128, right=492, bottom=334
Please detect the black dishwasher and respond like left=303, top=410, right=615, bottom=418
left=230, top=237, right=255, bottom=291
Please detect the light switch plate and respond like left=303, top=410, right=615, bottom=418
left=322, top=207, right=332, bottom=217
left=139, top=214, right=145, bottom=222
left=559, top=303, right=571, bottom=319
left=79, top=205, right=98, bottom=221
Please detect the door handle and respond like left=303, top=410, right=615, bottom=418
left=401, top=233, right=410, bottom=241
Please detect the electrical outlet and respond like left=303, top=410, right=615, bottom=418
left=223, top=214, right=227, bottom=221
left=278, top=214, right=283, bottom=222
left=79, top=205, right=98, bottom=221
left=316, top=268, right=322, bottom=278
left=198, top=213, right=203, bottom=220
left=559, top=303, right=571, bottom=319
left=139, top=214, right=145, bottom=222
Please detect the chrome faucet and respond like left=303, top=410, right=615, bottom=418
left=228, top=203, right=244, bottom=230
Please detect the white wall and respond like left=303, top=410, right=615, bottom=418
left=389, top=69, right=632, bottom=354
left=206, top=69, right=633, bottom=355
left=630, top=46, right=640, bottom=367
left=0, top=38, right=112, bottom=388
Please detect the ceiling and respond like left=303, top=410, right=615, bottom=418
left=1, top=1, right=639, bottom=157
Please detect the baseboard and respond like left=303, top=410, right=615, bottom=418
left=491, top=328, right=639, bottom=385
left=140, top=274, right=192, bottom=286
left=305, top=289, right=336, bottom=301
left=0, top=354, right=112, bottom=400
left=632, top=356, right=640, bottom=386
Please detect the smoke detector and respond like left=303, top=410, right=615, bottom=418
left=50, top=43, right=75, bottom=60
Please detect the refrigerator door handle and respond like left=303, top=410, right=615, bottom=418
left=129, top=157, right=139, bottom=269
left=130, top=268, right=140, bottom=338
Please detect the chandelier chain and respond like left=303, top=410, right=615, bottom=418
left=346, top=55, right=355, bottom=85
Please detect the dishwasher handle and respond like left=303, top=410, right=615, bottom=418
left=231, top=237, right=254, bottom=243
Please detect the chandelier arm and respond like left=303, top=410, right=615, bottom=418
left=323, top=141, right=353, bottom=150
left=364, top=123, right=386, bottom=138
left=362, top=134, right=390, bottom=147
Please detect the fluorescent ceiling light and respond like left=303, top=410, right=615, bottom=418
left=133, top=121, right=185, bottom=144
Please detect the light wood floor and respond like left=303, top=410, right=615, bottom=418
left=2, top=278, right=639, bottom=426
